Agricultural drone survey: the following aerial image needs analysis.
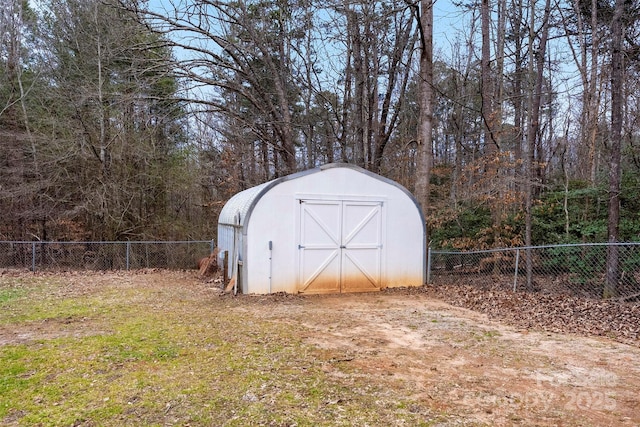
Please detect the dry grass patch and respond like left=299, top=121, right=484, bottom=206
left=0, top=271, right=446, bottom=426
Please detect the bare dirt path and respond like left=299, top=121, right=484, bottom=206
left=242, top=291, right=640, bottom=426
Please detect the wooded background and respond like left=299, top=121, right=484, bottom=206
left=1, top=0, right=639, bottom=254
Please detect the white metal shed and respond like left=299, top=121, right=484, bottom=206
left=217, top=163, right=425, bottom=294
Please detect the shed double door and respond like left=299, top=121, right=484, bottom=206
left=298, top=199, right=383, bottom=294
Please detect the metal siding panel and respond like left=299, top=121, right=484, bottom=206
left=218, top=181, right=272, bottom=226
left=216, top=224, right=235, bottom=273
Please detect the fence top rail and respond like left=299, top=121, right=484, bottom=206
left=3, top=240, right=639, bottom=251
left=0, top=240, right=215, bottom=245
left=430, top=242, right=640, bottom=255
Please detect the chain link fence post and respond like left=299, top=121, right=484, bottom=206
left=513, top=248, right=520, bottom=291
left=426, top=246, right=432, bottom=285
left=32, top=242, right=36, bottom=272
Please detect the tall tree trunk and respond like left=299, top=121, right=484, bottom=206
left=588, top=0, right=600, bottom=185
left=349, top=9, right=366, bottom=167
left=480, top=0, right=494, bottom=151
left=524, top=0, right=551, bottom=290
left=605, top=0, right=625, bottom=298
left=481, top=0, right=502, bottom=249
left=564, top=0, right=602, bottom=184
left=415, top=0, right=434, bottom=271
left=340, top=16, right=354, bottom=164
left=511, top=0, right=524, bottom=173
left=496, top=0, right=506, bottom=160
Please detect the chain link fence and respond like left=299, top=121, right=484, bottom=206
left=0, top=241, right=215, bottom=271
left=3, top=240, right=639, bottom=301
left=428, top=243, right=640, bottom=301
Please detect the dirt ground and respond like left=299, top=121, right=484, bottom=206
left=249, top=290, right=640, bottom=426
left=3, top=270, right=640, bottom=426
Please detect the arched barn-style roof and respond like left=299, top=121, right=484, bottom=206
left=218, top=163, right=425, bottom=295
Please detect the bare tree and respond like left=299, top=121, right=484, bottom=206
left=32, top=0, right=192, bottom=240
left=559, top=0, right=605, bottom=185
left=0, top=0, right=48, bottom=240
left=119, top=0, right=304, bottom=175
left=524, top=0, right=552, bottom=289
left=339, top=1, right=417, bottom=172
left=480, top=0, right=494, bottom=154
